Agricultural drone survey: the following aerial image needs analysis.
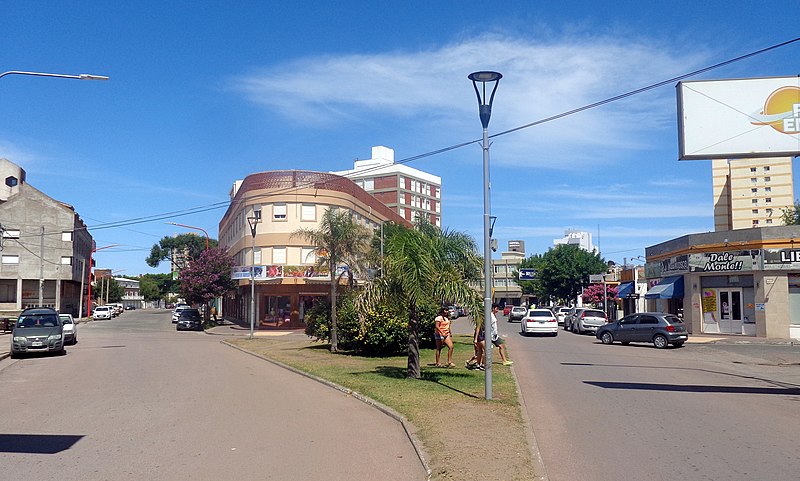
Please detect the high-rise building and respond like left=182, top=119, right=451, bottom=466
left=332, top=146, right=442, bottom=227
left=553, top=229, right=597, bottom=253
left=712, top=157, right=794, bottom=231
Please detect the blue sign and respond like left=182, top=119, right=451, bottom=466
left=518, top=269, right=536, bottom=281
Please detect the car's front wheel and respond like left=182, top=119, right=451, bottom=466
left=600, top=331, right=614, bottom=344
left=653, top=334, right=668, bottom=349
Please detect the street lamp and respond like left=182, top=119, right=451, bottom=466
left=469, top=70, right=502, bottom=400
left=0, top=70, right=109, bottom=81
left=246, top=215, right=261, bottom=338
left=85, top=244, right=119, bottom=318
left=166, top=222, right=210, bottom=250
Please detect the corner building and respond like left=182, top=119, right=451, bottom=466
left=218, top=170, right=409, bottom=326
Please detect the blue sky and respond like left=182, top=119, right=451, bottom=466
left=2, top=1, right=799, bottom=275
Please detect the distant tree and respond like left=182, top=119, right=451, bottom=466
left=146, top=233, right=219, bottom=269
left=139, top=278, right=162, bottom=304
left=581, top=283, right=618, bottom=308
left=292, top=208, right=373, bottom=353
left=139, top=273, right=179, bottom=305
left=178, top=248, right=236, bottom=322
left=536, top=244, right=608, bottom=304
left=780, top=200, right=800, bottom=225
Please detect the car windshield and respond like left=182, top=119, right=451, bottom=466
left=59, top=316, right=73, bottom=324
left=17, top=314, right=59, bottom=328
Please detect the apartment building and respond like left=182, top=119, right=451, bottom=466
left=712, top=157, right=794, bottom=230
left=331, top=146, right=442, bottom=227
left=554, top=229, right=597, bottom=253
left=218, top=170, right=410, bottom=326
left=0, top=158, right=92, bottom=316
left=492, top=241, right=526, bottom=306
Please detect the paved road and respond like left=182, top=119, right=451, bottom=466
left=0, top=310, right=427, bottom=481
left=501, top=317, right=800, bottom=481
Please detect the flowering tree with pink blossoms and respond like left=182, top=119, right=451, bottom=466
left=179, top=248, right=236, bottom=322
left=581, top=283, right=618, bottom=309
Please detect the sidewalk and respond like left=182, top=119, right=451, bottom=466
left=204, top=317, right=306, bottom=337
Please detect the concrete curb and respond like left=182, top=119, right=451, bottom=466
left=220, top=339, right=432, bottom=481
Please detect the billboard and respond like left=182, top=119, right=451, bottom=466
left=677, top=76, right=800, bottom=160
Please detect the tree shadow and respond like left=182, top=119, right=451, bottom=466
left=0, top=434, right=83, bottom=454
left=372, top=365, right=481, bottom=398
left=584, top=380, right=800, bottom=395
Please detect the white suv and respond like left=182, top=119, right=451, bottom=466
left=93, top=306, right=113, bottom=320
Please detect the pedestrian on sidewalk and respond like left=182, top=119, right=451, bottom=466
left=434, top=306, right=455, bottom=368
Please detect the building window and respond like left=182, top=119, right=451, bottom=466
left=764, top=166, right=770, bottom=171
left=1, top=255, right=19, bottom=264
left=765, top=176, right=771, bottom=182
left=765, top=187, right=772, bottom=192
left=363, top=179, right=374, bottom=191
left=253, top=204, right=262, bottom=220
left=62, top=231, right=73, bottom=242
left=750, top=167, right=757, bottom=172
left=399, top=207, right=405, bottom=218
left=766, top=208, right=773, bottom=217
left=301, top=247, right=316, bottom=264
left=2, top=229, right=19, bottom=239
left=301, top=204, right=316, bottom=221
left=272, top=247, right=286, bottom=264
left=766, top=219, right=773, bottom=224
left=753, top=220, right=759, bottom=225
left=61, top=256, right=72, bottom=265
left=751, top=188, right=758, bottom=193
left=273, top=203, right=287, bottom=221
left=752, top=199, right=758, bottom=204
left=766, top=198, right=772, bottom=203
left=254, top=248, right=262, bottom=265
left=752, top=209, right=758, bottom=214
left=751, top=178, right=757, bottom=183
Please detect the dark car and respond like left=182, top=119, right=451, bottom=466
left=11, top=307, right=66, bottom=357
left=176, top=308, right=203, bottom=331
left=596, top=312, right=688, bottom=349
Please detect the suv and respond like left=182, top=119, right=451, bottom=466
left=508, top=306, right=528, bottom=322
left=597, top=312, right=688, bottom=348
left=571, top=308, right=607, bottom=334
left=11, top=307, right=65, bottom=357
left=176, top=308, right=203, bottom=331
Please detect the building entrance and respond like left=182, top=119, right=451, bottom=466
left=717, top=289, right=743, bottom=334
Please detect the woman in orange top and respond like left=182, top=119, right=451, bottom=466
left=434, top=307, right=454, bottom=367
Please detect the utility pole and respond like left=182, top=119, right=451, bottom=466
left=39, top=226, right=44, bottom=307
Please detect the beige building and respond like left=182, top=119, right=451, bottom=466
left=218, top=170, right=409, bottom=326
left=332, top=146, right=442, bottom=227
left=492, top=241, right=526, bottom=306
left=712, top=157, right=793, bottom=231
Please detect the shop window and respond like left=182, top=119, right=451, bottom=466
left=0, top=279, right=16, bottom=302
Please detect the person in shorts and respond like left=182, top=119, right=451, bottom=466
left=434, top=306, right=455, bottom=367
left=476, top=304, right=513, bottom=366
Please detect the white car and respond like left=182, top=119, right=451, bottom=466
left=59, top=314, right=78, bottom=345
left=520, top=309, right=559, bottom=336
left=172, top=305, right=191, bottom=323
left=555, top=307, right=571, bottom=326
left=93, top=306, right=113, bottom=320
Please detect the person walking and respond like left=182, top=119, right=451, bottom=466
left=477, top=303, right=513, bottom=367
left=434, top=306, right=455, bottom=368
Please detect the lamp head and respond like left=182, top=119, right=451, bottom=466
left=468, top=71, right=502, bottom=128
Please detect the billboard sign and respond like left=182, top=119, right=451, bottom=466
left=677, top=76, right=800, bottom=160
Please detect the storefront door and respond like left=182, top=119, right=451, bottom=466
left=718, top=289, right=742, bottom=334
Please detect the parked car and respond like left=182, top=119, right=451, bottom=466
left=520, top=309, right=558, bottom=336
left=176, top=308, right=203, bottom=331
left=58, top=313, right=77, bottom=345
left=93, top=306, right=113, bottom=320
left=508, top=306, right=528, bottom=322
left=571, top=308, right=608, bottom=334
left=447, top=306, right=459, bottom=319
left=456, top=305, right=466, bottom=317
left=112, top=304, right=123, bottom=316
left=125, top=305, right=136, bottom=310
left=563, top=307, right=580, bottom=331
left=10, top=307, right=65, bottom=357
left=555, top=307, right=571, bottom=326
left=503, top=305, right=513, bottom=316
left=597, top=312, right=689, bottom=349
left=172, top=305, right=191, bottom=323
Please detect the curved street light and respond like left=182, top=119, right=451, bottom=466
left=166, top=222, right=210, bottom=250
left=0, top=70, right=109, bottom=81
left=469, top=70, right=502, bottom=400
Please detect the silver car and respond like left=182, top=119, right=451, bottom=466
left=11, top=307, right=65, bottom=357
left=571, top=308, right=608, bottom=334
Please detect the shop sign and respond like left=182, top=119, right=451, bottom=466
left=763, top=249, right=800, bottom=270
left=688, top=250, right=758, bottom=272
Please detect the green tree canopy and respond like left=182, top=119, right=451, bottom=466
left=292, top=208, right=373, bottom=352
left=781, top=200, right=800, bottom=225
left=536, top=244, right=608, bottom=304
left=359, top=220, right=483, bottom=379
left=146, top=233, right=219, bottom=269
left=178, top=248, right=236, bottom=318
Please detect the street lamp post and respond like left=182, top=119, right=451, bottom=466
left=469, top=70, right=502, bottom=400
left=246, top=215, right=261, bottom=338
left=166, top=222, right=210, bottom=250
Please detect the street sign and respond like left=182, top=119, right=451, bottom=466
left=589, top=274, right=604, bottom=283
left=518, top=269, right=537, bottom=280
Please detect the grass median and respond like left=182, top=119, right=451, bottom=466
left=226, top=333, right=539, bottom=481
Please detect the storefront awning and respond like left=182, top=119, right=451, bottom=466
left=645, top=276, right=684, bottom=299
left=616, top=281, right=634, bottom=299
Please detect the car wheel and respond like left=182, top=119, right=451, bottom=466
left=653, top=334, right=668, bottom=349
left=600, top=331, right=614, bottom=344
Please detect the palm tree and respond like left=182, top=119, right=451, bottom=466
left=292, top=208, right=372, bottom=352
left=359, top=221, right=483, bottom=379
